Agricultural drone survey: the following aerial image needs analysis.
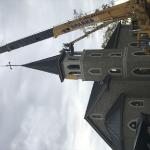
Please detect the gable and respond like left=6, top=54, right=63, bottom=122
left=105, top=93, right=126, bottom=150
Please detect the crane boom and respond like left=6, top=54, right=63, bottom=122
left=53, top=1, right=131, bottom=37
left=0, top=0, right=149, bottom=54
left=0, top=28, right=54, bottom=53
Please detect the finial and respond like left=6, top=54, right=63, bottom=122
left=6, top=61, right=13, bottom=70
left=0, top=61, right=21, bottom=70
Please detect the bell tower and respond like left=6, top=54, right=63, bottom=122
left=62, top=52, right=82, bottom=80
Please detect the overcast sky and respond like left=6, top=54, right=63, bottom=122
left=0, top=0, right=127, bottom=150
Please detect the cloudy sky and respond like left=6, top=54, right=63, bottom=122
left=0, top=0, right=127, bottom=150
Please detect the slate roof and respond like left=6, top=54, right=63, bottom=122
left=105, top=22, right=121, bottom=49
left=105, top=93, right=126, bottom=150
left=23, top=52, right=66, bottom=82
left=84, top=75, right=113, bottom=147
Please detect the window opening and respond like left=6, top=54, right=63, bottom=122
left=129, top=42, right=138, bottom=47
left=109, top=53, right=122, bottom=57
left=134, top=51, right=149, bottom=56
left=69, top=71, right=81, bottom=75
left=89, top=68, right=102, bottom=75
left=109, top=68, right=121, bottom=73
left=133, top=68, right=150, bottom=75
left=128, top=120, right=137, bottom=131
left=129, top=100, right=144, bottom=107
left=68, top=57, right=80, bottom=60
left=90, top=53, right=102, bottom=57
left=67, top=65, right=80, bottom=70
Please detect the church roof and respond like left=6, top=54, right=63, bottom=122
left=23, top=52, right=66, bottom=82
left=105, top=93, right=126, bottom=150
left=85, top=75, right=113, bottom=147
left=105, top=22, right=121, bottom=49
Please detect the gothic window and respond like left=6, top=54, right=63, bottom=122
left=68, top=57, right=80, bottom=60
left=133, top=51, right=150, bottom=56
left=133, top=68, right=150, bottom=75
left=91, top=114, right=103, bottom=120
left=89, top=53, right=102, bottom=57
left=88, top=68, right=102, bottom=75
left=128, top=120, right=137, bottom=131
left=109, top=68, right=121, bottom=74
left=69, top=71, right=81, bottom=75
left=109, top=53, right=122, bottom=57
left=129, top=100, right=144, bottom=107
left=129, top=42, right=138, bottom=47
left=67, top=65, right=80, bottom=70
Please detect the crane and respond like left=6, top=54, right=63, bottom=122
left=0, top=0, right=150, bottom=54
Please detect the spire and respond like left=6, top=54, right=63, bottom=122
left=22, top=52, right=66, bottom=82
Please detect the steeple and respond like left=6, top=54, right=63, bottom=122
left=22, top=52, right=66, bottom=82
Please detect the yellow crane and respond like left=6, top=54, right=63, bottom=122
left=0, top=0, right=150, bottom=53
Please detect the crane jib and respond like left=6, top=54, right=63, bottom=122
left=61, top=18, right=95, bottom=34
left=0, top=28, right=54, bottom=53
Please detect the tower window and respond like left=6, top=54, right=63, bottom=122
left=133, top=51, right=149, bottom=56
left=89, top=53, right=102, bottom=57
left=109, top=68, right=121, bottom=73
left=133, top=68, right=150, bottom=75
left=128, top=120, right=137, bottom=131
left=68, top=57, right=80, bottom=60
left=67, top=65, right=80, bottom=70
left=109, top=53, right=122, bottom=57
left=69, top=71, right=81, bottom=75
left=129, top=42, right=138, bottom=47
left=129, top=100, right=144, bottom=107
left=88, top=68, right=102, bottom=75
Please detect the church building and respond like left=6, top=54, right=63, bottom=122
left=21, top=22, right=150, bottom=150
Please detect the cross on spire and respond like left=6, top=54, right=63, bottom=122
left=0, top=61, right=20, bottom=70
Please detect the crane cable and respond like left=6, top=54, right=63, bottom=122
left=62, top=20, right=115, bottom=55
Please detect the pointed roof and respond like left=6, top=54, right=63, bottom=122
left=22, top=52, right=66, bottom=82
left=84, top=75, right=113, bottom=148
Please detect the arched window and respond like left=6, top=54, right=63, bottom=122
left=133, top=51, right=149, bottom=56
left=89, top=53, right=102, bottom=57
left=109, top=68, right=121, bottom=74
left=109, top=53, right=122, bottom=57
left=128, top=120, right=137, bottom=131
left=67, top=65, right=80, bottom=70
left=68, top=57, right=80, bottom=60
left=129, top=100, right=144, bottom=107
left=91, top=114, right=104, bottom=120
left=133, top=68, right=150, bottom=75
left=69, top=71, right=81, bottom=75
left=129, top=42, right=138, bottom=47
left=88, top=68, right=102, bottom=75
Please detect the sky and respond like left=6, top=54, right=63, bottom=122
left=0, top=0, right=127, bottom=150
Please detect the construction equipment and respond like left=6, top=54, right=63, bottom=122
left=0, top=0, right=150, bottom=54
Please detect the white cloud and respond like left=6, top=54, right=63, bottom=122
left=0, top=0, right=116, bottom=150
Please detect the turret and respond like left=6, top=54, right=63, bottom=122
left=62, top=52, right=82, bottom=80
